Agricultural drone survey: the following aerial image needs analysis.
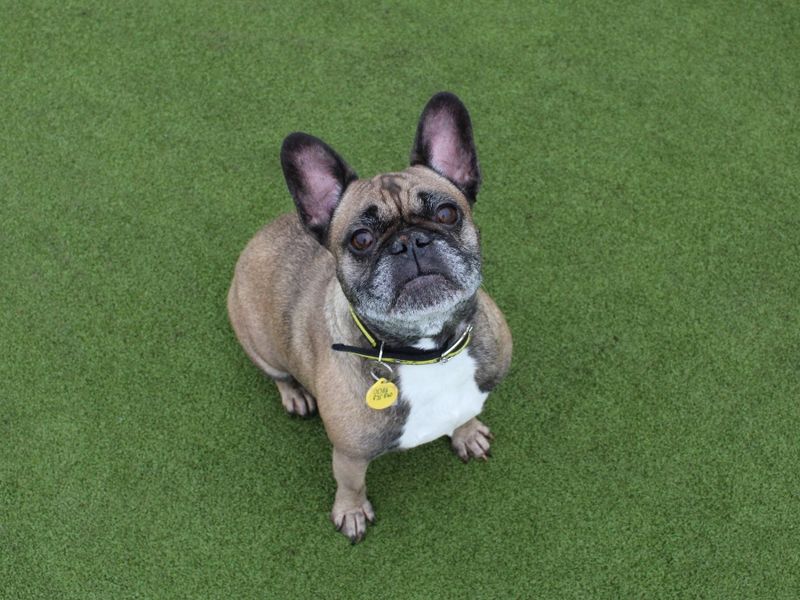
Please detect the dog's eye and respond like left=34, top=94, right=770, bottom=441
left=350, top=229, right=374, bottom=252
left=434, top=204, right=459, bottom=226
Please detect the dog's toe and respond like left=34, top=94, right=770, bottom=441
left=450, top=418, right=492, bottom=462
left=275, top=379, right=318, bottom=417
left=332, top=500, right=375, bottom=543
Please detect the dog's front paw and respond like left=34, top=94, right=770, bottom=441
left=451, top=418, right=493, bottom=463
left=331, top=499, right=375, bottom=543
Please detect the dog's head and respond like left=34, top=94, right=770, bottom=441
left=280, top=92, right=483, bottom=339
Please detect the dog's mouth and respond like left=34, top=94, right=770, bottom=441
left=392, top=273, right=456, bottom=310
left=401, top=273, right=447, bottom=291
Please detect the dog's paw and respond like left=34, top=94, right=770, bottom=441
left=274, top=379, right=317, bottom=417
left=331, top=499, right=375, bottom=544
left=450, top=418, right=493, bottom=463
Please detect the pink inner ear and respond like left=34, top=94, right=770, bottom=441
left=298, top=147, right=342, bottom=226
left=426, top=110, right=473, bottom=186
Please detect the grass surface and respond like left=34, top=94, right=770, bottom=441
left=2, top=1, right=799, bottom=598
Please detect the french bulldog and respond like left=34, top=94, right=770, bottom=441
left=227, top=92, right=512, bottom=542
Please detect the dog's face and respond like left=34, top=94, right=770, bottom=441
left=280, top=92, right=483, bottom=339
left=329, top=167, right=482, bottom=337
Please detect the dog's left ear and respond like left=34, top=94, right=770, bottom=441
left=410, top=92, right=481, bottom=202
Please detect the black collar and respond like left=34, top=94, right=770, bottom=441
left=331, top=306, right=472, bottom=365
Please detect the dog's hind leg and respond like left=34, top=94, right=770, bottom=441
left=274, top=378, right=317, bottom=417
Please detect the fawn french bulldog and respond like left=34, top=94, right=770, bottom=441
left=228, top=92, right=512, bottom=542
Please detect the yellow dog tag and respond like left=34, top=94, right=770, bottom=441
left=366, top=378, right=398, bottom=410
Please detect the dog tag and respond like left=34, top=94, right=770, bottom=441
left=366, top=378, right=398, bottom=410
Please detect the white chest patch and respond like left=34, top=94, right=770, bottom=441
left=396, top=351, right=488, bottom=450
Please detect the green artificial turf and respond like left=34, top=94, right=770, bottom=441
left=2, top=1, right=799, bottom=598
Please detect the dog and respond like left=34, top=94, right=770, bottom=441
left=227, top=92, right=512, bottom=542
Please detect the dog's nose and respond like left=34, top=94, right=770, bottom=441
left=389, top=230, right=432, bottom=255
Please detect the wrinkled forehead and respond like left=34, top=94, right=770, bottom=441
left=329, top=166, right=470, bottom=241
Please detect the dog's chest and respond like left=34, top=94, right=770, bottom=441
left=396, top=351, right=487, bottom=450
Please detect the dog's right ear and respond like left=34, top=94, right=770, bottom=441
left=280, top=132, right=358, bottom=243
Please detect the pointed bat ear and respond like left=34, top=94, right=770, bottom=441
left=410, top=92, right=481, bottom=202
left=280, top=132, right=358, bottom=243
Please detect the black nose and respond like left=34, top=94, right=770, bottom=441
left=389, top=229, right=432, bottom=255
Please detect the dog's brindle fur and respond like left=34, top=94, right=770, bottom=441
left=227, top=93, right=512, bottom=542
